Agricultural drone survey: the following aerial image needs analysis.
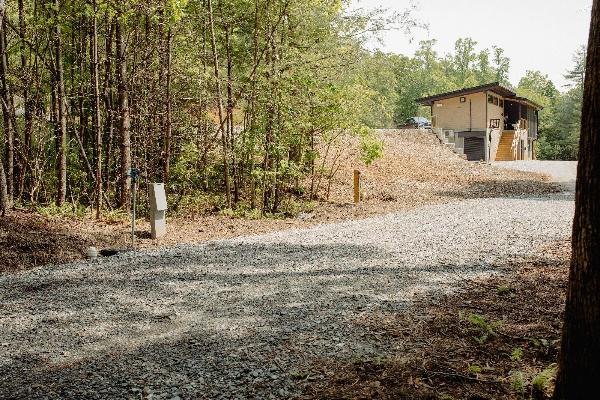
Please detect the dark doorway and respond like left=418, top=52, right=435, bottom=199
left=464, top=137, right=485, bottom=161
left=504, top=100, right=520, bottom=129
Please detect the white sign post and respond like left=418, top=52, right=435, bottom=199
left=149, top=183, right=168, bottom=239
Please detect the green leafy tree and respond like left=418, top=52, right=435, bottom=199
left=523, top=48, right=585, bottom=160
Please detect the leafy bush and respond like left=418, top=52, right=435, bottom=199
left=37, top=203, right=88, bottom=219
left=359, top=130, right=384, bottom=167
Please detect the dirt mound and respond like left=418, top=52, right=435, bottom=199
left=316, top=129, right=558, bottom=214
left=0, top=211, right=119, bottom=272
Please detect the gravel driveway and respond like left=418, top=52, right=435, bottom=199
left=493, top=161, right=577, bottom=191
left=0, top=196, right=573, bottom=399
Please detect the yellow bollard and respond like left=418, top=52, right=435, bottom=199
left=353, top=170, right=361, bottom=204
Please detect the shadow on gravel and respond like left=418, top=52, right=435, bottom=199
left=0, top=240, right=497, bottom=399
left=434, top=179, right=562, bottom=200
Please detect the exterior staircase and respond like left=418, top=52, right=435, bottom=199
left=432, top=128, right=468, bottom=159
left=495, top=131, right=514, bottom=161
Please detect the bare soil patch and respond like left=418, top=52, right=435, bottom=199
left=0, top=130, right=560, bottom=273
left=303, top=239, right=570, bottom=400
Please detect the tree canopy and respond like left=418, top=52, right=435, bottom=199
left=0, top=2, right=585, bottom=219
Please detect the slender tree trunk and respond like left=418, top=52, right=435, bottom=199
left=54, top=0, right=67, bottom=206
left=249, top=0, right=260, bottom=209
left=17, top=0, right=31, bottom=200
left=224, top=23, right=239, bottom=204
left=554, top=1, right=600, bottom=398
left=0, top=0, right=6, bottom=216
left=199, top=0, right=210, bottom=191
left=91, top=0, right=102, bottom=218
left=116, top=13, right=131, bottom=208
left=0, top=12, right=12, bottom=206
left=103, top=18, right=114, bottom=201
left=207, top=0, right=231, bottom=208
left=162, top=27, right=172, bottom=186
left=0, top=154, right=6, bottom=216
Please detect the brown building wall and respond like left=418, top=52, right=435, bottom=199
left=486, top=92, right=505, bottom=130
left=432, top=92, right=487, bottom=131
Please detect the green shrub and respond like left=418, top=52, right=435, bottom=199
left=532, top=365, right=556, bottom=393
left=497, top=285, right=515, bottom=295
left=468, top=364, right=482, bottom=374
left=37, top=203, right=88, bottom=219
left=467, top=313, right=503, bottom=345
left=509, top=370, right=527, bottom=398
left=359, top=130, right=384, bottom=167
left=510, top=348, right=523, bottom=363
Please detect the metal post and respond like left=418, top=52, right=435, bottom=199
left=129, top=168, right=140, bottom=248
left=131, top=179, right=136, bottom=247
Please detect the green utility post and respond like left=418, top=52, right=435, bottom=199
left=129, top=168, right=140, bottom=248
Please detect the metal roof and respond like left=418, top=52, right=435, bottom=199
left=415, top=82, right=542, bottom=109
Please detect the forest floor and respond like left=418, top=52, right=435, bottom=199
left=307, top=239, right=569, bottom=400
left=0, top=129, right=560, bottom=273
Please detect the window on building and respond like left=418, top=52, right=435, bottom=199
left=460, top=97, right=466, bottom=103
left=488, top=95, right=493, bottom=104
left=499, top=99, right=504, bottom=107
left=493, top=97, right=499, bottom=106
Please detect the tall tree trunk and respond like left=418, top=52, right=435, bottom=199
left=199, top=0, right=210, bottom=192
left=207, top=0, right=231, bottom=208
left=103, top=18, right=115, bottom=201
left=554, top=1, right=600, bottom=398
left=162, top=27, right=172, bottom=186
left=224, top=22, right=239, bottom=204
left=54, top=0, right=67, bottom=206
left=17, top=0, right=31, bottom=200
left=91, top=0, right=102, bottom=218
left=0, top=12, right=12, bottom=206
left=116, top=13, right=131, bottom=208
left=249, top=0, right=260, bottom=209
left=0, top=0, right=5, bottom=216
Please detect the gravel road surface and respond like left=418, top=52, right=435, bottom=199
left=0, top=196, right=573, bottom=399
left=493, top=161, right=577, bottom=191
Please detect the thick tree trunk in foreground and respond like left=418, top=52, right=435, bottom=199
left=0, top=14, right=12, bottom=206
left=554, top=1, right=600, bottom=398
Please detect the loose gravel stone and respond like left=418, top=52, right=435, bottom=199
left=0, top=196, right=573, bottom=399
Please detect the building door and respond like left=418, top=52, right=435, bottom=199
left=464, top=137, right=485, bottom=161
